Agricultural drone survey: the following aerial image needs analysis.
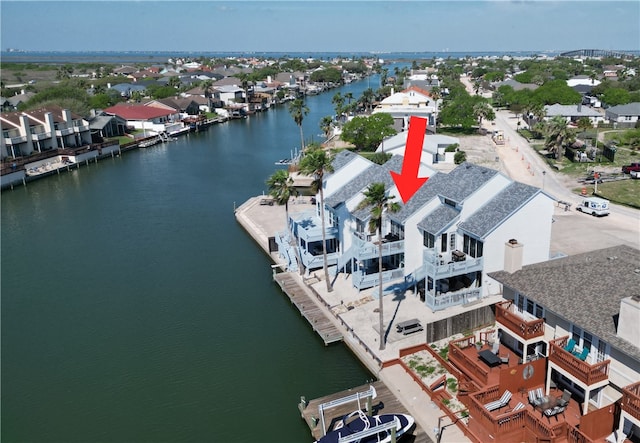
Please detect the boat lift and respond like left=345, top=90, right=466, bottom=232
left=337, top=419, right=398, bottom=443
left=318, top=385, right=377, bottom=436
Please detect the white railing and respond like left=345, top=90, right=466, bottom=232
left=425, top=288, right=482, bottom=311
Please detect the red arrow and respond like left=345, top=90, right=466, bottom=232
left=390, top=116, right=429, bottom=204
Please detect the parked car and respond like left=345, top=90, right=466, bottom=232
left=621, top=162, right=640, bottom=174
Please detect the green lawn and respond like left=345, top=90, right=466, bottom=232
left=574, top=179, right=640, bottom=209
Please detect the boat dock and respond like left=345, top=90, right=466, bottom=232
left=273, top=272, right=343, bottom=346
left=298, top=380, right=432, bottom=442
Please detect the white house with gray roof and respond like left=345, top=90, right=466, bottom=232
left=287, top=151, right=555, bottom=312
left=544, top=103, right=604, bottom=126
left=375, top=132, right=459, bottom=165
left=489, top=245, right=640, bottom=435
left=605, top=102, right=640, bottom=128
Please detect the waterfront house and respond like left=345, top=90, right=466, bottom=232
left=605, top=103, right=640, bottom=129
left=103, top=103, right=180, bottom=134
left=214, top=85, right=246, bottom=108
left=87, top=113, right=127, bottom=142
left=1, top=105, right=92, bottom=158
left=182, top=86, right=223, bottom=112
left=144, top=98, right=201, bottom=117
left=287, top=151, right=555, bottom=312
left=372, top=86, right=437, bottom=132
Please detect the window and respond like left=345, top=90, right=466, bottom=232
left=356, top=218, right=366, bottom=234
left=444, top=198, right=456, bottom=207
left=515, top=293, right=544, bottom=319
left=441, top=233, right=448, bottom=252
left=449, top=232, right=456, bottom=251
left=463, top=234, right=484, bottom=258
left=390, top=220, right=404, bottom=239
left=423, top=231, right=435, bottom=248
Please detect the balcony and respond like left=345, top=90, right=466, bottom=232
left=621, top=381, right=640, bottom=422
left=425, top=287, right=482, bottom=312
left=56, top=127, right=74, bottom=136
left=549, top=337, right=610, bottom=387
left=495, top=301, right=545, bottom=341
left=352, top=233, right=404, bottom=262
left=74, top=123, right=90, bottom=132
left=423, top=249, right=483, bottom=280
left=31, top=131, right=52, bottom=141
left=5, top=134, right=27, bottom=144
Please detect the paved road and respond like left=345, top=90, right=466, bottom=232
left=458, top=75, right=639, bottom=255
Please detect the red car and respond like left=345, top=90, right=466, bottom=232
left=622, top=162, right=640, bottom=174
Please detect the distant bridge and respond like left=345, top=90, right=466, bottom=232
left=559, top=49, right=638, bottom=58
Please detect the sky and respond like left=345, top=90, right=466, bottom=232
left=1, top=0, right=639, bottom=54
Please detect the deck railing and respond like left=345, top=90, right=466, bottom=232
left=621, top=381, right=640, bottom=421
left=567, top=425, right=596, bottom=443
left=495, top=301, right=544, bottom=340
left=549, top=337, right=610, bottom=386
left=448, top=336, right=490, bottom=385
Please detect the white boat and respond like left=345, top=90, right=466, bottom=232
left=315, top=409, right=414, bottom=443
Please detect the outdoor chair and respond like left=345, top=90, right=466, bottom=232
left=543, top=407, right=559, bottom=422
left=564, top=338, right=577, bottom=353
left=528, top=389, right=544, bottom=407
left=512, top=402, right=525, bottom=412
left=558, top=389, right=572, bottom=407
left=536, top=387, right=544, bottom=401
left=552, top=405, right=566, bottom=419
left=491, top=340, right=500, bottom=355
left=500, top=353, right=510, bottom=365
left=485, top=390, right=512, bottom=411
left=575, top=348, right=589, bottom=361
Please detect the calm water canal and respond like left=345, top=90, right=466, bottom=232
left=1, top=77, right=381, bottom=442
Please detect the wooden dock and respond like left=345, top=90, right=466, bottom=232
left=273, top=272, right=343, bottom=346
left=298, top=380, right=433, bottom=442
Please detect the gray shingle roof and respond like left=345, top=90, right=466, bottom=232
left=325, top=155, right=404, bottom=209
left=391, top=162, right=499, bottom=223
left=458, top=181, right=539, bottom=239
left=417, top=204, right=460, bottom=235
left=331, top=150, right=361, bottom=173
left=606, top=102, right=640, bottom=117
left=489, top=245, right=640, bottom=361
left=545, top=103, right=601, bottom=118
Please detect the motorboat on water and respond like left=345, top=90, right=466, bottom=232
left=315, top=409, right=414, bottom=443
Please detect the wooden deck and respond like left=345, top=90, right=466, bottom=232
left=299, top=380, right=433, bottom=442
left=273, top=272, right=343, bottom=346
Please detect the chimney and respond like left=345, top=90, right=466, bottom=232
left=504, top=239, right=523, bottom=273
left=617, top=295, right=640, bottom=344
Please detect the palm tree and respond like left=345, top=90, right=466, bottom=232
left=360, top=88, right=375, bottom=114
left=289, top=98, right=309, bottom=150
left=201, top=79, right=215, bottom=111
left=331, top=92, right=344, bottom=120
left=320, top=115, right=333, bottom=139
left=357, top=182, right=400, bottom=351
left=267, top=169, right=302, bottom=275
left=473, top=101, right=495, bottom=129
left=544, top=116, right=575, bottom=160
left=266, top=169, right=297, bottom=230
left=299, top=148, right=334, bottom=292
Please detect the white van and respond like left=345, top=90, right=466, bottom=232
left=577, top=197, right=610, bottom=217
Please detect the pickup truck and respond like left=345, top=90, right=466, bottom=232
left=622, top=162, right=640, bottom=174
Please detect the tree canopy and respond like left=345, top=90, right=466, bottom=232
left=340, top=113, right=396, bottom=151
